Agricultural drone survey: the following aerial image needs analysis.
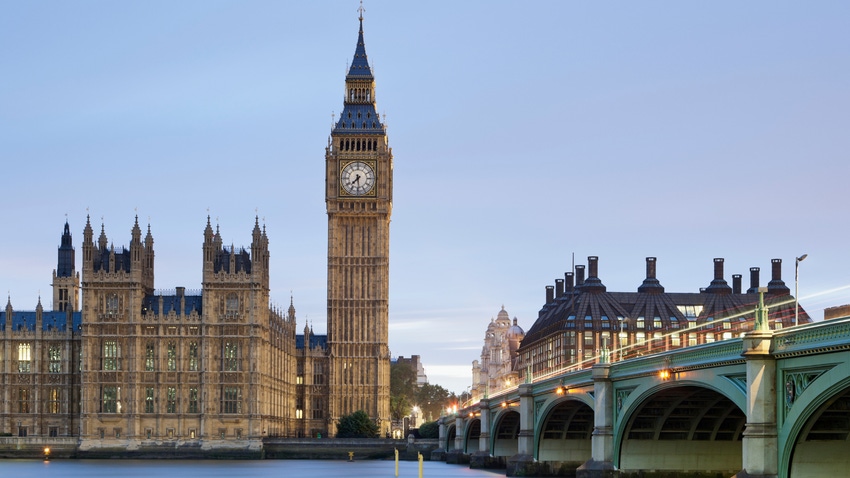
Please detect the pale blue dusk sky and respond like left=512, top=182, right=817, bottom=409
left=2, top=1, right=849, bottom=394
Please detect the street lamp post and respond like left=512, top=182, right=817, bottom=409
left=795, top=254, right=808, bottom=326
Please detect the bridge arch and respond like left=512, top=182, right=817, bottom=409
left=445, top=423, right=456, bottom=452
left=464, top=417, right=482, bottom=454
left=491, top=408, right=520, bottom=459
left=535, top=395, right=594, bottom=465
left=616, top=381, right=745, bottom=475
left=782, top=358, right=850, bottom=477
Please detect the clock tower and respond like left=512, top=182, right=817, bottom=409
left=325, top=11, right=392, bottom=434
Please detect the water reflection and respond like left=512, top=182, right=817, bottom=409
left=4, top=459, right=504, bottom=477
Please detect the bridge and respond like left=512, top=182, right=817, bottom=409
left=435, top=294, right=850, bottom=477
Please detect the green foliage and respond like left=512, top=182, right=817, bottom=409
left=415, top=383, right=452, bottom=422
left=418, top=420, right=439, bottom=438
left=390, top=394, right=411, bottom=421
left=336, top=410, right=379, bottom=438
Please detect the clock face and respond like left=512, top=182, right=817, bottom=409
left=340, top=161, right=376, bottom=196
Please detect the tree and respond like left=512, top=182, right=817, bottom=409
left=336, top=410, right=379, bottom=438
left=415, top=383, right=452, bottom=422
left=418, top=420, right=439, bottom=439
left=390, top=361, right=417, bottom=420
left=390, top=394, right=411, bottom=422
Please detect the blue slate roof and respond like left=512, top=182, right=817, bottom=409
left=335, top=105, right=384, bottom=134
left=93, top=246, right=132, bottom=273
left=347, top=17, right=372, bottom=79
left=142, top=294, right=203, bottom=316
left=296, top=333, right=327, bottom=350
left=1, top=310, right=82, bottom=332
left=333, top=16, right=385, bottom=136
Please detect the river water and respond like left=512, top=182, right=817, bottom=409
left=2, top=459, right=504, bottom=477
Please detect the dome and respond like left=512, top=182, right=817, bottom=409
left=507, top=318, right=524, bottom=338
left=496, top=306, right=511, bottom=325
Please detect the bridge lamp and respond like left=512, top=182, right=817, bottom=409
left=658, top=369, right=672, bottom=381
left=795, top=254, right=807, bottom=327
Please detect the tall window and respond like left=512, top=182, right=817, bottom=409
left=225, top=293, right=238, bottom=319
left=106, top=293, right=119, bottom=316
left=17, top=343, right=32, bottom=373
left=166, top=387, right=177, bottom=413
left=145, top=387, right=154, bottom=413
left=189, top=342, right=199, bottom=371
left=221, top=386, right=241, bottom=414
left=49, top=345, right=62, bottom=373
left=102, top=386, right=119, bottom=413
left=103, top=340, right=120, bottom=370
left=312, top=398, right=324, bottom=419
left=18, top=388, right=30, bottom=413
left=145, top=343, right=155, bottom=371
left=48, top=388, right=61, bottom=414
left=167, top=342, right=177, bottom=371
left=223, top=342, right=239, bottom=371
left=313, top=362, right=324, bottom=385
left=188, top=387, right=199, bottom=413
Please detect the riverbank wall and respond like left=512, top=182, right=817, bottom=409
left=0, top=436, right=438, bottom=460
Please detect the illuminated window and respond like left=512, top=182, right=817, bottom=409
left=102, top=386, right=119, bottom=413
left=145, top=343, right=155, bottom=371
left=223, top=342, right=239, bottom=371
left=705, top=333, right=715, bottom=343
left=145, top=387, right=154, bottom=413
left=671, top=333, right=681, bottom=347
left=296, top=409, right=303, bottom=419
left=619, top=332, right=629, bottom=346
left=48, top=388, right=61, bottom=413
left=17, top=343, right=32, bottom=373
left=167, top=342, right=177, bottom=371
left=106, top=293, right=119, bottom=316
left=49, top=345, right=62, bottom=373
left=723, top=321, right=732, bottom=330
left=103, top=340, right=120, bottom=371
left=636, top=318, right=645, bottom=329
left=636, top=332, right=646, bottom=344
left=653, top=317, right=662, bottom=329
left=166, top=387, right=177, bottom=413
left=584, top=332, right=594, bottom=347
left=688, top=334, right=697, bottom=346
left=189, top=342, right=199, bottom=371
left=722, top=332, right=733, bottom=340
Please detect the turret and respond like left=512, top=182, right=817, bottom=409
left=52, top=221, right=80, bottom=312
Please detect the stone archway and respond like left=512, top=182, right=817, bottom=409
left=618, top=385, right=744, bottom=475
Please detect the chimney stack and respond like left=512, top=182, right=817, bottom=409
left=747, top=267, right=760, bottom=294
left=638, top=257, right=664, bottom=293
left=575, top=265, right=586, bottom=287
left=704, top=258, right=732, bottom=294
left=565, top=272, right=574, bottom=293
left=767, top=258, right=791, bottom=295
left=732, top=274, right=742, bottom=294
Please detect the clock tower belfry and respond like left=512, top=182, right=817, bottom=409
left=325, top=11, right=392, bottom=434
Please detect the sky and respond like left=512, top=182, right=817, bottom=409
left=1, top=1, right=849, bottom=395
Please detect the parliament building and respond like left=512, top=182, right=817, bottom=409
left=0, top=13, right=391, bottom=452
